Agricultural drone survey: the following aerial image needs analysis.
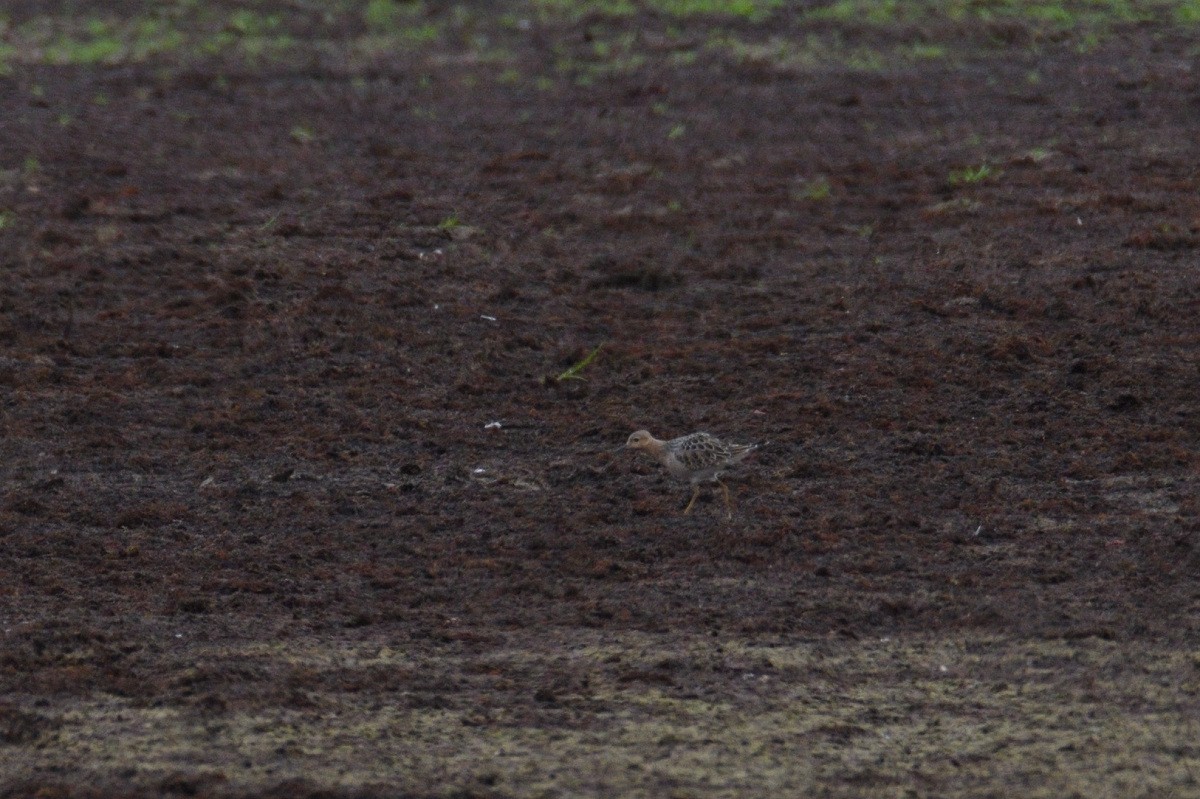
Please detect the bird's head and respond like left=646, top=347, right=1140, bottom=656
left=624, top=430, right=655, bottom=450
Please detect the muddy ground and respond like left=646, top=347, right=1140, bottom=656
left=2, top=1, right=1200, bottom=796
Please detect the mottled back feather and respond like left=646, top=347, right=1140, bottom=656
left=661, top=432, right=757, bottom=482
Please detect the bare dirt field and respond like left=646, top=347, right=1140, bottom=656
left=3, top=1, right=1200, bottom=796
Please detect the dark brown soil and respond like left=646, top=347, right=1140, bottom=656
left=3, top=3, right=1200, bottom=796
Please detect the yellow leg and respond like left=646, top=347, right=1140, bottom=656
left=683, top=485, right=700, bottom=514
left=717, top=480, right=732, bottom=518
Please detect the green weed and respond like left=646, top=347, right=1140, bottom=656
left=557, top=344, right=602, bottom=381
left=948, top=164, right=999, bottom=186
left=289, top=125, right=315, bottom=144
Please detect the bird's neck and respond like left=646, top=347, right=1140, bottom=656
left=644, top=437, right=668, bottom=461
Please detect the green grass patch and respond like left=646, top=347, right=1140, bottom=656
left=805, top=0, right=1158, bottom=28
left=10, top=630, right=1200, bottom=796
left=532, top=0, right=638, bottom=20
left=1175, top=0, right=1200, bottom=22
left=647, top=0, right=782, bottom=20
left=4, top=0, right=1200, bottom=73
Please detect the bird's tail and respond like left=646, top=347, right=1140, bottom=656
left=730, top=442, right=761, bottom=463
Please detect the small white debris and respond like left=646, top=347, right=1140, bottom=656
left=480, top=315, right=497, bottom=322
left=483, top=421, right=502, bottom=430
left=517, top=17, right=531, bottom=29
left=1077, top=216, right=1083, bottom=226
left=972, top=525, right=983, bottom=537
left=752, top=409, right=766, bottom=415
left=939, top=664, right=948, bottom=673
left=175, top=633, right=183, bottom=638
left=199, top=476, right=215, bottom=488
left=473, top=468, right=487, bottom=474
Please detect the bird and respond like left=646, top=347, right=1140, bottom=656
left=623, top=430, right=758, bottom=518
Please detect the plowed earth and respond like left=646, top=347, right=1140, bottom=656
left=3, top=3, right=1200, bottom=797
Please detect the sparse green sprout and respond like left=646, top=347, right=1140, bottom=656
left=669, top=49, right=698, bottom=66
left=398, top=23, right=440, bottom=44
left=365, top=0, right=426, bottom=29
left=667, top=123, right=686, bottom=140
left=557, top=344, right=603, bottom=381
left=229, top=9, right=280, bottom=36
left=437, top=214, right=461, bottom=231
left=532, top=0, right=637, bottom=20
left=259, top=211, right=281, bottom=231
left=808, top=0, right=904, bottom=25
left=905, top=43, right=945, bottom=60
left=948, top=164, right=999, bottom=186
left=23, top=156, right=40, bottom=176
left=290, top=125, right=315, bottom=143
left=795, top=176, right=832, bottom=201
left=0, top=210, right=14, bottom=231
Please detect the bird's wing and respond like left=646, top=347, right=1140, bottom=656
left=669, top=432, right=730, bottom=470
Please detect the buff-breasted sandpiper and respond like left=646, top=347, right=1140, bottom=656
left=623, top=430, right=758, bottom=518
